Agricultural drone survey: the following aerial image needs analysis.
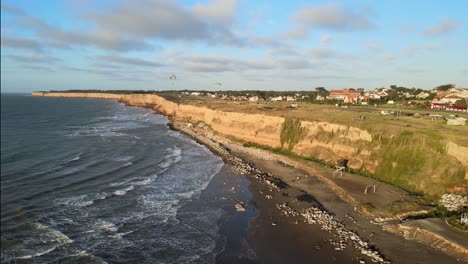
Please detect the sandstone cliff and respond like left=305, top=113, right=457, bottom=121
left=33, top=92, right=467, bottom=196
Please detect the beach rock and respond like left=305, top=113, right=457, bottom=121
left=302, top=207, right=386, bottom=263
left=235, top=203, right=245, bottom=212
left=439, top=193, right=467, bottom=211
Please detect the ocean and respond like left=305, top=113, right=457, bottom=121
left=1, top=94, right=255, bottom=263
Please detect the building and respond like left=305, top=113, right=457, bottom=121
left=328, top=89, right=362, bottom=103
left=364, top=90, right=388, bottom=100
left=430, top=102, right=468, bottom=112
left=269, top=96, right=283, bottom=102
left=416, top=92, right=430, bottom=99
left=440, top=95, right=462, bottom=104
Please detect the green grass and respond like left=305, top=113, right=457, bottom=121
left=227, top=135, right=246, bottom=143
left=280, top=118, right=306, bottom=150
left=446, top=214, right=468, bottom=231
left=386, top=201, right=420, bottom=215
left=361, top=202, right=376, bottom=212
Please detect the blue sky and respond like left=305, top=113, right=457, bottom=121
left=1, top=0, right=467, bottom=93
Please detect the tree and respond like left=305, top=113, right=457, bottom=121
left=435, top=84, right=455, bottom=92
left=315, top=87, right=329, bottom=97
left=454, top=98, right=467, bottom=107
left=426, top=93, right=437, bottom=100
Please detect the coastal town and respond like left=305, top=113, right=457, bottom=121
left=168, top=85, right=468, bottom=112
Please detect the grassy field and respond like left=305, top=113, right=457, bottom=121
left=158, top=93, right=467, bottom=196
left=159, top=93, right=468, bottom=147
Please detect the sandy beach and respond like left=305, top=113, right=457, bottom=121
left=171, top=120, right=467, bottom=264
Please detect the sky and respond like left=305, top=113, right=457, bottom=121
left=1, top=0, right=467, bottom=93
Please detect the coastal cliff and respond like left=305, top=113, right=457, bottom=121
left=32, top=92, right=467, bottom=196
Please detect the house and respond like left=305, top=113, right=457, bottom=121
left=270, top=96, right=283, bottom=102
left=400, top=92, right=413, bottom=98
left=431, top=102, right=468, bottom=112
left=315, top=95, right=325, bottom=101
left=249, top=96, right=259, bottom=102
left=286, top=96, right=296, bottom=101
left=416, top=92, right=430, bottom=99
left=364, top=89, right=387, bottom=100
left=456, top=89, right=468, bottom=99
left=328, top=89, right=362, bottom=103
left=440, top=95, right=462, bottom=104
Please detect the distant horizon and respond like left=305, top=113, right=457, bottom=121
left=11, top=84, right=465, bottom=94
left=2, top=0, right=467, bottom=93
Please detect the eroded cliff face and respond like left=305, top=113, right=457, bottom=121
left=33, top=92, right=467, bottom=195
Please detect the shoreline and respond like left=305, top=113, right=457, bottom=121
left=169, top=119, right=466, bottom=263
left=31, top=92, right=467, bottom=262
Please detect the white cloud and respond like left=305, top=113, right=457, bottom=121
left=367, top=42, right=383, bottom=53
left=192, top=0, right=237, bottom=24
left=249, top=36, right=288, bottom=48
left=320, top=34, right=333, bottom=44
left=1, top=37, right=43, bottom=52
left=293, top=3, right=374, bottom=31
left=423, top=19, right=458, bottom=37
left=405, top=44, right=439, bottom=56
left=309, top=47, right=335, bottom=58
left=181, top=55, right=275, bottom=72
left=8, top=0, right=245, bottom=52
left=97, top=55, right=164, bottom=68
left=278, top=58, right=313, bottom=69
left=283, top=26, right=309, bottom=39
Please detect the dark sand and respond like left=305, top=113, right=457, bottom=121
left=238, top=154, right=465, bottom=264
left=172, top=121, right=466, bottom=264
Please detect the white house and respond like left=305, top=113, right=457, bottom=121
left=416, top=92, right=430, bottom=99
left=270, top=96, right=283, bottom=102
left=249, top=96, right=259, bottom=102
left=440, top=95, right=462, bottom=104
left=315, top=95, right=325, bottom=101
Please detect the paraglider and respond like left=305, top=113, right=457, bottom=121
left=169, top=74, right=176, bottom=86
left=213, top=82, right=222, bottom=90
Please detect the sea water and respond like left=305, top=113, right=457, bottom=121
left=1, top=94, right=248, bottom=263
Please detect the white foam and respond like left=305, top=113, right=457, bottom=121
left=69, top=153, right=81, bottom=162
left=112, top=156, right=133, bottom=162
left=3, top=222, right=75, bottom=261
left=122, top=162, right=133, bottom=167
left=56, top=193, right=109, bottom=207
left=160, top=147, right=182, bottom=169
left=16, top=246, right=59, bottom=259
left=137, top=160, right=223, bottom=225
left=112, top=186, right=135, bottom=196
left=95, top=219, right=118, bottom=232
